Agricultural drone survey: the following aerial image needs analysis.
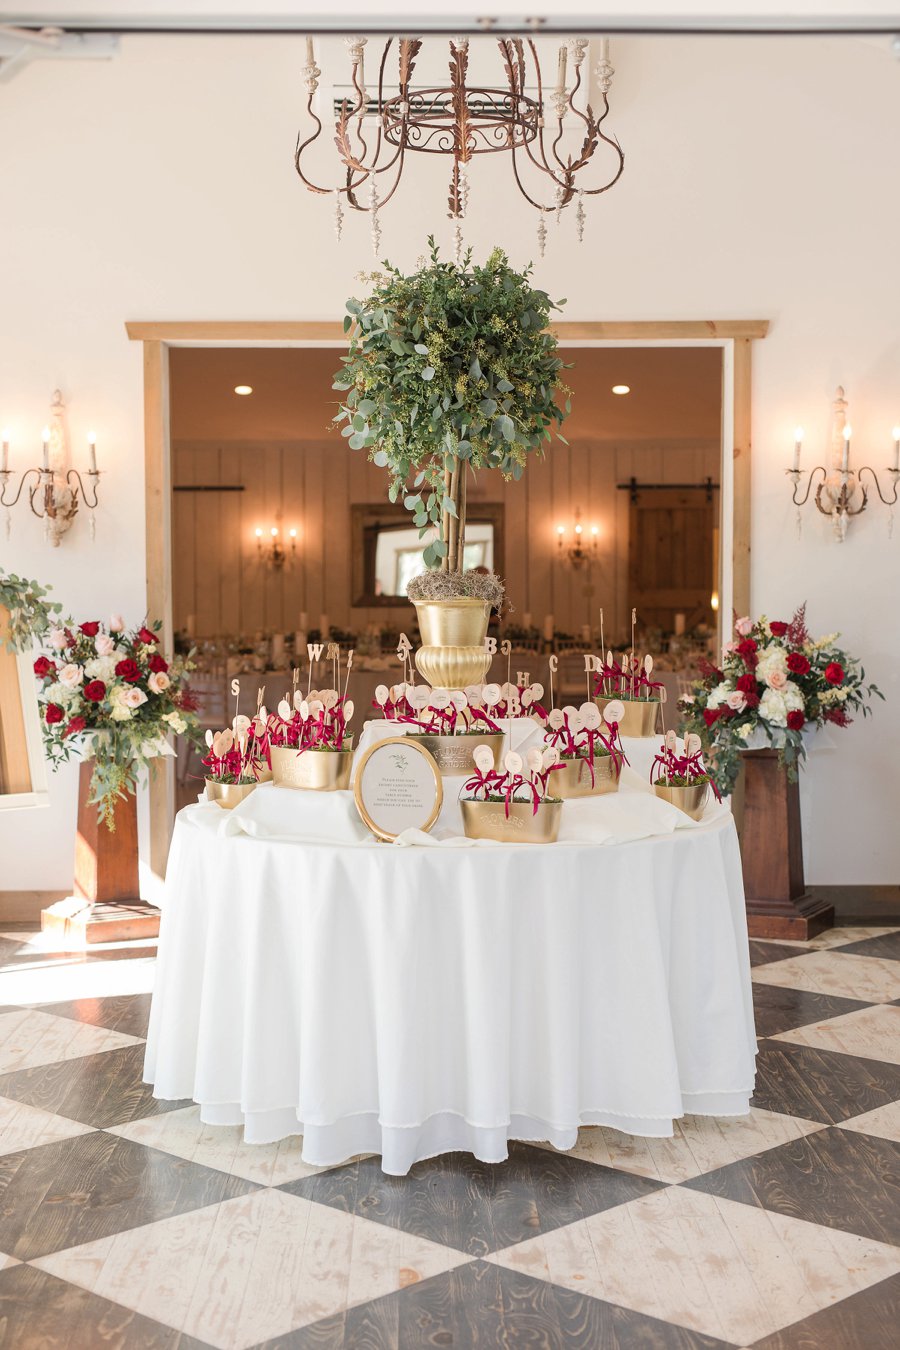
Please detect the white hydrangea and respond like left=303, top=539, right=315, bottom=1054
left=755, top=643, right=788, bottom=686
left=84, top=654, right=118, bottom=682
left=759, top=680, right=804, bottom=727
left=706, top=681, right=733, bottom=709
left=44, top=681, right=79, bottom=706
left=108, top=684, right=134, bottom=722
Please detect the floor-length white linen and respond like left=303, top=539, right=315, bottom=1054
left=145, top=800, right=756, bottom=1176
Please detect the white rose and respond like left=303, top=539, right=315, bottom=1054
left=734, top=617, right=753, bottom=637
left=108, top=685, right=134, bottom=721
left=739, top=723, right=754, bottom=741
left=95, top=633, right=116, bottom=657
left=109, top=701, right=133, bottom=722
left=58, top=663, right=84, bottom=688
left=726, top=690, right=747, bottom=712
left=766, top=669, right=787, bottom=691
left=48, top=627, right=68, bottom=651
left=122, top=686, right=148, bottom=709
left=706, top=681, right=733, bottom=710
left=148, top=671, right=170, bottom=694
left=109, top=614, right=125, bottom=632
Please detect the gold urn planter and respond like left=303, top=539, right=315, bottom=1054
left=594, top=695, right=661, bottom=739
left=205, top=779, right=259, bottom=810
left=556, top=752, right=619, bottom=799
left=413, top=597, right=492, bottom=689
left=271, top=744, right=354, bottom=791
left=653, top=780, right=710, bottom=821
left=407, top=731, right=504, bottom=776
left=460, top=798, right=562, bottom=844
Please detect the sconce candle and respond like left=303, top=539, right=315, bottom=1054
left=41, top=427, right=50, bottom=472
left=88, top=432, right=97, bottom=475
left=893, top=427, right=900, bottom=473
left=1, top=431, right=8, bottom=474
left=793, top=427, right=803, bottom=473
left=841, top=425, right=851, bottom=474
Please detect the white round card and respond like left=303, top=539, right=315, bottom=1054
left=354, top=737, right=443, bottom=843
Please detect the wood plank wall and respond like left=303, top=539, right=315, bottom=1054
left=172, top=437, right=718, bottom=643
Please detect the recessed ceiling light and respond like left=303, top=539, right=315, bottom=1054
left=234, top=384, right=253, bottom=396
left=611, top=384, right=630, bottom=395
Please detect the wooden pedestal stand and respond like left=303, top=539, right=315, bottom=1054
left=741, top=749, right=833, bottom=940
left=41, top=762, right=160, bottom=946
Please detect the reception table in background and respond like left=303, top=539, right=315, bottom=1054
left=145, top=754, right=756, bottom=1176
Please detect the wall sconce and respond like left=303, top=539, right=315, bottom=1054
left=787, top=386, right=900, bottom=542
left=0, top=390, right=102, bottom=545
left=556, top=509, right=600, bottom=569
left=255, top=524, right=298, bottom=569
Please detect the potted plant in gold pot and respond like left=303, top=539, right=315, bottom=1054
left=334, top=239, right=569, bottom=687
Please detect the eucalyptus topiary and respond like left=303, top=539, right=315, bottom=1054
left=333, top=238, right=569, bottom=577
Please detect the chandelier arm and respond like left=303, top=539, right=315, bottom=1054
left=790, top=465, right=826, bottom=507
left=0, top=467, right=41, bottom=509
left=294, top=93, right=332, bottom=196
left=66, top=468, right=100, bottom=510
left=29, top=476, right=54, bottom=520
left=858, top=465, right=900, bottom=506
left=520, top=38, right=570, bottom=188
left=348, top=55, right=370, bottom=167
left=507, top=129, right=560, bottom=212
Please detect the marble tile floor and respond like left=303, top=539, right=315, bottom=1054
left=0, top=922, right=899, bottom=1348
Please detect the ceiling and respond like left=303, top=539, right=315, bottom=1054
left=170, top=345, right=722, bottom=444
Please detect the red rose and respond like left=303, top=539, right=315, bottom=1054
left=825, top=662, right=844, bottom=686
left=137, top=626, right=158, bottom=645
left=736, top=638, right=757, bottom=656
left=743, top=689, right=760, bottom=709
left=83, top=680, right=106, bottom=702
left=703, top=708, right=722, bottom=727
left=63, top=716, right=86, bottom=738
left=44, top=703, right=64, bottom=725
left=787, top=652, right=810, bottom=675
left=787, top=710, right=805, bottom=731
left=769, top=621, right=788, bottom=637
left=33, top=656, right=55, bottom=678
left=736, top=673, right=757, bottom=695
left=115, top=658, right=142, bottom=683
left=79, top=621, right=100, bottom=637
left=148, top=652, right=169, bottom=674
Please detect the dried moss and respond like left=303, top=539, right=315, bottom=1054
left=406, top=569, right=505, bottom=609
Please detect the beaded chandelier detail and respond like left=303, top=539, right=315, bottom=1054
left=294, top=35, right=624, bottom=259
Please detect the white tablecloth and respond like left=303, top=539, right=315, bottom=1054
left=145, top=781, right=756, bottom=1175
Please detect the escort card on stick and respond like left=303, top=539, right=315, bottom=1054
left=353, top=737, right=443, bottom=843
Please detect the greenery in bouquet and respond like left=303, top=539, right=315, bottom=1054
left=679, top=605, right=882, bottom=796
left=333, top=238, right=569, bottom=581
left=0, top=569, right=63, bottom=651
left=33, top=616, right=201, bottom=826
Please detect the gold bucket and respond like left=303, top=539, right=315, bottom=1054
left=460, top=798, right=562, bottom=844
left=271, top=744, right=354, bottom=791
left=594, top=695, right=661, bottom=738
left=205, top=779, right=258, bottom=809
left=413, top=597, right=492, bottom=688
left=408, top=732, right=504, bottom=775
left=556, top=753, right=619, bottom=799
left=653, top=781, right=710, bottom=821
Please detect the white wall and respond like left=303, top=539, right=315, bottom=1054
left=0, top=32, right=898, bottom=887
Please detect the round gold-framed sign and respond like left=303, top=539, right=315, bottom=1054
left=353, top=736, right=444, bottom=843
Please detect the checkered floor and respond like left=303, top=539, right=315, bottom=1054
left=0, top=924, right=899, bottom=1348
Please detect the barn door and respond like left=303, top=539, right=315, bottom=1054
left=627, top=487, right=717, bottom=632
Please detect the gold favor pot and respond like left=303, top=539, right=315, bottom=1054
left=271, top=744, right=353, bottom=791
left=594, top=695, right=661, bottom=738
left=408, top=732, right=504, bottom=775
left=413, top=597, right=492, bottom=689
left=460, top=798, right=562, bottom=844
left=653, top=780, right=709, bottom=821
left=205, top=779, right=258, bottom=809
left=556, top=753, right=619, bottom=799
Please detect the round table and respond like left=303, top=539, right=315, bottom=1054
left=144, top=778, right=756, bottom=1176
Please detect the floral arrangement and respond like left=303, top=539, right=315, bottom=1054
left=267, top=689, right=355, bottom=752
left=33, top=616, right=200, bottom=826
left=333, top=237, right=568, bottom=576
left=593, top=651, right=662, bottom=703
left=201, top=716, right=267, bottom=785
left=651, top=731, right=720, bottom=798
left=545, top=700, right=626, bottom=783
left=463, top=745, right=562, bottom=817
left=0, top=569, right=63, bottom=652
left=680, top=605, right=882, bottom=795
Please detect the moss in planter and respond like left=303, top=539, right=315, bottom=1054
left=657, top=773, right=710, bottom=787
left=406, top=569, right=504, bottom=608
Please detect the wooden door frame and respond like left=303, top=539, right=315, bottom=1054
left=127, top=317, right=768, bottom=881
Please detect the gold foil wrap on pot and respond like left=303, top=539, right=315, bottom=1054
left=408, top=732, right=504, bottom=776
left=412, top=597, right=492, bottom=688
left=460, top=798, right=562, bottom=844
left=271, top=745, right=353, bottom=791
left=205, top=780, right=258, bottom=810
left=594, top=695, right=660, bottom=738
left=556, top=753, right=619, bottom=799
left=653, top=781, right=709, bottom=821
